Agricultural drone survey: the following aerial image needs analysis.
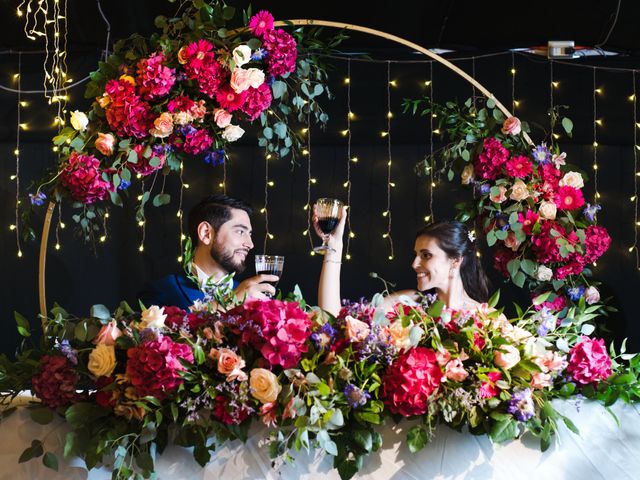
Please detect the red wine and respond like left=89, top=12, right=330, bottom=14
left=257, top=269, right=282, bottom=288
left=318, top=217, right=339, bottom=234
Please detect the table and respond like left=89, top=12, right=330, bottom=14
left=1, top=396, right=638, bottom=479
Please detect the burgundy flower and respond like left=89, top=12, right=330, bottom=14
left=32, top=355, right=82, bottom=409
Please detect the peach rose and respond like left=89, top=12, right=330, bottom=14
left=461, top=164, right=474, bottom=185
left=504, top=231, right=522, bottom=252
left=539, top=200, right=557, bottom=220
left=88, top=344, right=116, bottom=377
left=384, top=321, right=413, bottom=351
left=533, top=351, right=567, bottom=374
left=501, top=116, right=522, bottom=135
left=494, top=344, right=521, bottom=370
left=559, top=171, right=584, bottom=189
left=211, top=348, right=247, bottom=381
left=436, top=348, right=452, bottom=366
left=531, top=371, right=552, bottom=389
left=177, top=46, right=189, bottom=65
left=94, top=319, right=122, bottom=346
left=445, top=358, right=469, bottom=382
left=214, top=108, right=232, bottom=128
left=232, top=45, right=252, bottom=67
left=97, top=94, right=111, bottom=108
left=509, top=179, right=529, bottom=201
left=94, top=133, right=116, bottom=156
left=345, top=315, right=370, bottom=343
left=490, top=185, right=507, bottom=203
left=250, top=368, right=282, bottom=404
left=149, top=112, right=174, bottom=138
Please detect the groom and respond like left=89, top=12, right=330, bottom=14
left=139, top=194, right=278, bottom=309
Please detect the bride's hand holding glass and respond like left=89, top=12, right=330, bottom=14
left=312, top=200, right=348, bottom=254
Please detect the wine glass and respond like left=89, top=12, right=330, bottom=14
left=255, top=255, right=285, bottom=297
left=313, top=198, right=343, bottom=254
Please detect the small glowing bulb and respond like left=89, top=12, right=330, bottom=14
left=631, top=196, right=637, bottom=202
left=303, top=204, right=308, bottom=211
left=302, top=230, right=309, bottom=236
left=552, top=133, right=560, bottom=139
left=10, top=175, right=16, bottom=180
left=19, top=123, right=28, bottom=130
left=138, top=220, right=145, bottom=227
left=177, top=256, right=183, bottom=262
left=139, top=245, right=144, bottom=252
left=593, top=141, right=598, bottom=148
left=340, top=129, right=349, bottom=136
left=382, top=233, right=388, bottom=238
left=13, top=73, right=20, bottom=80
left=514, top=100, right=520, bottom=107
left=310, top=178, right=317, bottom=184
left=181, top=234, right=186, bottom=240
left=59, top=222, right=65, bottom=229
left=349, top=232, right=355, bottom=238
left=387, top=111, right=393, bottom=118
left=432, top=113, right=437, bottom=118
left=19, top=101, right=28, bottom=107
left=552, top=81, right=559, bottom=88
left=52, top=146, right=58, bottom=152
left=14, top=149, right=19, bottom=156
left=424, top=216, right=431, bottom=222
left=267, top=181, right=275, bottom=187
left=105, top=213, right=110, bottom=218
left=9, top=224, right=16, bottom=230
left=218, top=182, right=224, bottom=188
left=389, top=80, right=397, bottom=87
left=380, top=131, right=388, bottom=137
left=55, top=243, right=60, bottom=250
left=510, top=68, right=516, bottom=75
left=345, top=254, right=351, bottom=260
left=301, top=128, right=308, bottom=134
left=17, top=250, right=23, bottom=258
left=595, top=119, right=603, bottom=126
left=344, top=77, right=350, bottom=84
left=343, top=181, right=349, bottom=188
left=389, top=182, right=396, bottom=187
left=433, top=129, right=441, bottom=134
left=17, top=8, right=22, bottom=16
left=388, top=255, right=393, bottom=260
left=137, top=195, right=143, bottom=201
left=266, top=154, right=272, bottom=160
left=629, top=246, right=635, bottom=252
left=260, top=208, right=267, bottom=213
left=630, top=94, right=636, bottom=101
left=136, top=174, right=142, bottom=179
left=476, top=251, right=481, bottom=258
left=424, top=80, right=432, bottom=86
left=595, top=88, right=602, bottom=94
left=382, top=211, right=389, bottom=217
left=596, top=191, right=601, bottom=198
left=431, top=182, right=436, bottom=187
left=100, top=235, right=106, bottom=242
left=183, top=184, right=190, bottom=189
left=593, top=164, right=598, bottom=170
left=348, top=111, right=355, bottom=119
left=310, top=251, right=316, bottom=256
left=351, top=157, right=358, bottom=163
left=302, top=149, right=309, bottom=155
left=267, top=233, right=274, bottom=240
left=176, top=211, right=183, bottom=217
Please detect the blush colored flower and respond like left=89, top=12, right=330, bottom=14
left=126, top=336, right=193, bottom=399
left=345, top=315, right=371, bottom=343
left=221, top=124, right=245, bottom=142
left=250, top=368, right=281, bottom=403
left=94, top=133, right=116, bottom=156
left=559, top=171, right=584, bottom=189
left=60, top=152, right=112, bottom=203
left=94, top=319, right=122, bottom=346
left=567, top=337, right=612, bottom=385
left=501, top=116, right=522, bottom=135
left=494, top=344, right=521, bottom=370
left=214, top=108, right=232, bottom=128
left=445, top=358, right=469, bottom=382
left=248, top=10, right=274, bottom=37
left=382, top=346, right=443, bottom=416
left=510, top=179, right=530, bottom=201
left=149, top=112, right=174, bottom=138
left=32, top=355, right=82, bottom=409
left=585, top=286, right=600, bottom=304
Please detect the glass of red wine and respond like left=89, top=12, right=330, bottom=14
left=313, top=198, right=343, bottom=254
left=255, top=255, right=284, bottom=297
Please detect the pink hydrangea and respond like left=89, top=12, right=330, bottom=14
left=248, top=10, right=274, bottom=37
left=32, top=355, right=82, bottom=409
left=241, top=83, right=273, bottom=120
left=228, top=299, right=313, bottom=368
left=126, top=336, right=193, bottom=400
left=382, top=347, right=443, bottom=416
left=555, top=254, right=585, bottom=279
left=128, top=145, right=165, bottom=176
left=531, top=221, right=563, bottom=264
left=584, top=225, right=611, bottom=264
left=60, top=152, right=112, bottom=203
left=474, top=137, right=510, bottom=180
left=182, top=128, right=213, bottom=155
left=136, top=52, right=176, bottom=100
left=567, top=337, right=612, bottom=385
left=263, top=28, right=298, bottom=77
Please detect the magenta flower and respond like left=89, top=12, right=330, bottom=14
left=248, top=10, right=274, bottom=37
left=60, top=152, right=112, bottom=203
left=241, top=83, right=273, bottom=120
left=567, top=337, right=612, bottom=385
left=136, top=52, right=176, bottom=100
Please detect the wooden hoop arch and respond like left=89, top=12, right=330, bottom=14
left=38, top=19, right=533, bottom=324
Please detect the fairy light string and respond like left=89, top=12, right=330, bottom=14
left=632, top=71, right=639, bottom=268
left=383, top=61, right=395, bottom=261
left=14, top=53, right=23, bottom=258
left=593, top=67, right=600, bottom=203
left=345, top=58, right=354, bottom=261
left=304, top=110, right=315, bottom=254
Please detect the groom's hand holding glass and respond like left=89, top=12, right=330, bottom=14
left=234, top=273, right=279, bottom=300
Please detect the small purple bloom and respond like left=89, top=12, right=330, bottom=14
left=480, top=184, right=491, bottom=195
left=204, top=149, right=226, bottom=166
left=535, top=306, right=556, bottom=337
left=583, top=203, right=601, bottom=222
left=310, top=322, right=336, bottom=352
left=251, top=48, right=268, bottom=61
left=177, top=124, right=197, bottom=136
left=566, top=285, right=585, bottom=302
left=532, top=144, right=551, bottom=164
left=29, top=191, right=47, bottom=206
left=343, top=383, right=370, bottom=409
left=265, top=75, right=275, bottom=86
left=118, top=179, right=131, bottom=190
left=54, top=339, right=78, bottom=365
left=176, top=72, right=188, bottom=82
left=139, top=328, right=160, bottom=343
left=507, top=388, right=535, bottom=421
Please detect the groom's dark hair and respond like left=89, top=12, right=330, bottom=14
left=416, top=220, right=491, bottom=303
left=188, top=194, right=253, bottom=245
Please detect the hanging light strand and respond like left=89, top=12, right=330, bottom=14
left=549, top=60, right=554, bottom=137
left=14, top=53, right=23, bottom=258
left=177, top=161, right=185, bottom=262
left=592, top=67, right=600, bottom=202
left=384, top=61, right=395, bottom=260
left=428, top=61, right=435, bottom=222
left=262, top=151, right=270, bottom=254
left=54, top=203, right=63, bottom=251
left=632, top=71, right=639, bottom=268
left=345, top=58, right=354, bottom=260
left=511, top=51, right=516, bottom=111
left=304, top=109, right=314, bottom=253
left=471, top=56, right=476, bottom=110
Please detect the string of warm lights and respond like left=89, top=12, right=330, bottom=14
left=592, top=67, right=600, bottom=203
left=302, top=110, right=315, bottom=255
left=54, top=203, right=63, bottom=251
left=426, top=61, right=435, bottom=223
left=382, top=61, right=395, bottom=261
left=138, top=180, right=146, bottom=253
left=471, top=57, right=476, bottom=110
left=549, top=60, right=555, bottom=138
left=13, top=54, right=23, bottom=259
left=262, top=152, right=273, bottom=254
left=511, top=51, right=517, bottom=112
left=631, top=71, right=639, bottom=268
left=99, top=211, right=108, bottom=244
left=344, top=58, right=355, bottom=261
left=177, top=161, right=185, bottom=262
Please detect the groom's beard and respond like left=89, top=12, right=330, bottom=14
left=209, top=241, right=247, bottom=274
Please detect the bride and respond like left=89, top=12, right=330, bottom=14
left=315, top=206, right=490, bottom=315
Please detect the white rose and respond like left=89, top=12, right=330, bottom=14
left=139, top=305, right=167, bottom=330
left=173, top=111, right=193, bottom=126
left=539, top=201, right=557, bottom=220
left=585, top=286, right=600, bottom=304
left=509, top=179, right=530, bottom=201
left=461, top=164, right=474, bottom=185
left=222, top=124, right=245, bottom=142
left=232, top=45, right=252, bottom=67
left=534, top=265, right=553, bottom=281
left=559, top=171, right=584, bottom=189
left=245, top=68, right=265, bottom=89
left=70, top=110, right=89, bottom=131
left=88, top=344, right=116, bottom=377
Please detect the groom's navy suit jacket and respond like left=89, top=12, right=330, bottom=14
left=139, top=273, right=239, bottom=310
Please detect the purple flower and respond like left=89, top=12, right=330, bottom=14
left=343, top=383, right=370, bottom=409
left=532, top=144, right=551, bottom=164
left=118, top=179, right=131, bottom=190
left=310, top=322, right=336, bottom=352
left=507, top=388, right=535, bottom=421
left=535, top=306, right=556, bottom=337
left=480, top=184, right=491, bottom=195
left=566, top=285, right=585, bottom=302
left=54, top=339, right=78, bottom=365
left=583, top=203, right=601, bottom=222
left=251, top=48, right=268, bottom=61
left=176, top=124, right=197, bottom=136
left=358, top=325, right=397, bottom=365
left=204, top=149, right=226, bottom=166
left=29, top=191, right=47, bottom=206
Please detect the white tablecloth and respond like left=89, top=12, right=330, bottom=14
left=1, top=397, right=639, bottom=479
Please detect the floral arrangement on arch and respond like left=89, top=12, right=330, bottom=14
left=2, top=288, right=638, bottom=479
left=403, top=97, right=612, bottom=328
left=25, top=1, right=342, bottom=241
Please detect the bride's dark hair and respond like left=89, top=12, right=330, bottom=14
left=416, top=220, right=490, bottom=303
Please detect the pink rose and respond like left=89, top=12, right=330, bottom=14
left=149, top=112, right=174, bottom=138
left=214, top=108, right=232, bottom=128
left=445, top=358, right=469, bottom=382
left=567, top=337, right=612, bottom=385
left=94, top=319, right=122, bottom=346
left=94, top=133, right=115, bottom=156
left=490, top=185, right=507, bottom=203
left=532, top=351, right=566, bottom=373
left=531, top=372, right=552, bottom=389
left=435, top=348, right=451, bottom=366
left=345, top=315, right=371, bottom=343
left=245, top=68, right=265, bottom=89
left=230, top=68, right=253, bottom=93
left=504, top=231, right=522, bottom=252
left=584, top=286, right=600, bottom=305
left=494, top=344, right=521, bottom=370
left=501, top=116, right=521, bottom=135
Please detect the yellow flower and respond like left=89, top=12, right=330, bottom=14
left=88, top=344, right=116, bottom=377
left=250, top=368, right=281, bottom=404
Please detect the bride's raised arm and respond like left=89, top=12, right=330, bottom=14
left=315, top=205, right=348, bottom=316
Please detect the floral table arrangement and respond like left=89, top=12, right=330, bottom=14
left=1, top=286, right=638, bottom=479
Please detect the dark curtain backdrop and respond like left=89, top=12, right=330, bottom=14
left=1, top=50, right=638, bottom=356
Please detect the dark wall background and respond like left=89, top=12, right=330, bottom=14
left=1, top=0, right=639, bottom=355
